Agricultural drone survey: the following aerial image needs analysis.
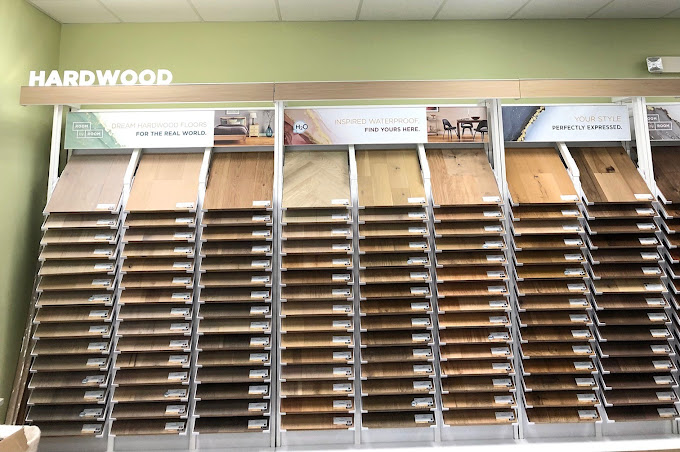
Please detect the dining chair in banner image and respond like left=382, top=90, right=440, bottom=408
left=442, top=119, right=457, bottom=140
left=460, top=120, right=473, bottom=138
left=474, top=120, right=488, bottom=140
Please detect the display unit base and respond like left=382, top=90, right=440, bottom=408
left=113, top=434, right=190, bottom=451
left=39, top=436, right=108, bottom=452
left=195, top=431, right=271, bottom=449
left=360, top=426, right=436, bottom=444
left=601, top=419, right=676, bottom=437
left=441, top=423, right=516, bottom=442
left=522, top=421, right=598, bottom=440
left=280, top=428, right=355, bottom=447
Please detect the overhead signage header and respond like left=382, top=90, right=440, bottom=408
left=284, top=107, right=428, bottom=145
left=29, top=69, right=173, bottom=87
left=502, top=105, right=631, bottom=142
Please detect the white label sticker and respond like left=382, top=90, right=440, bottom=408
left=88, top=310, right=109, bottom=318
left=562, top=210, right=579, bottom=216
left=96, top=219, right=116, bottom=226
left=483, top=196, right=501, bottom=203
left=408, top=227, right=428, bottom=234
left=96, top=203, right=115, bottom=210
left=332, top=243, right=351, bottom=251
left=331, top=228, right=351, bottom=236
left=648, top=313, right=667, bottom=322
left=165, top=405, right=187, bottom=415
left=333, top=416, right=353, bottom=426
left=494, top=395, right=514, bottom=405
left=569, top=298, right=588, bottom=306
left=484, top=211, right=502, bottom=217
left=413, top=348, right=433, bottom=357
left=487, top=270, right=506, bottom=278
left=170, top=307, right=190, bottom=317
left=82, top=375, right=105, bottom=384
left=251, top=275, right=270, bottom=283
left=253, top=200, right=271, bottom=207
left=565, top=254, right=583, bottom=261
left=570, top=314, right=589, bottom=323
left=250, top=321, right=270, bottom=331
left=414, top=414, right=435, bottom=424
left=412, top=333, right=431, bottom=342
left=332, top=288, right=352, bottom=297
left=252, top=245, right=271, bottom=252
left=175, top=217, right=193, bottom=224
left=172, top=262, right=192, bottom=269
left=84, top=390, right=105, bottom=400
left=577, top=393, right=597, bottom=402
left=250, top=291, right=270, bottom=299
left=561, top=194, right=578, bottom=201
left=332, top=336, right=352, bottom=344
left=575, top=377, right=596, bottom=387
left=413, top=380, right=433, bottom=390
left=408, top=197, right=426, bottom=204
left=651, top=329, right=670, bottom=338
left=170, top=322, right=191, bottom=331
left=571, top=330, right=591, bottom=338
left=88, top=294, right=110, bottom=302
left=249, top=369, right=269, bottom=378
left=572, top=345, right=593, bottom=354
left=562, top=225, right=580, bottom=231
left=86, top=358, right=106, bottom=367
left=636, top=208, right=655, bottom=215
left=488, top=332, right=510, bottom=340
left=92, top=248, right=112, bottom=256
left=411, top=317, right=431, bottom=326
left=250, top=306, right=270, bottom=315
left=168, top=371, right=188, bottom=381
left=643, top=267, right=662, bottom=275
left=333, top=400, right=353, bottom=409
left=91, top=279, right=111, bottom=286
left=333, top=367, right=352, bottom=376
left=252, top=215, right=271, bottom=222
left=172, top=292, right=191, bottom=300
left=165, top=422, right=186, bottom=432
left=578, top=410, right=598, bottom=420
left=489, top=316, right=508, bottom=324
left=568, top=283, right=587, bottom=291
left=656, top=392, right=676, bottom=401
left=81, top=424, right=103, bottom=434
left=408, top=211, right=427, bottom=219
left=573, top=361, right=594, bottom=370
left=486, top=255, right=505, bottom=262
left=565, top=268, right=585, bottom=276
left=173, top=247, right=192, bottom=254
left=483, top=241, right=504, bottom=249
left=654, top=376, right=674, bottom=385
left=412, top=397, right=434, bottom=408
left=641, top=252, right=660, bottom=260
left=168, top=355, right=189, bottom=364
left=173, top=232, right=193, bottom=239
left=410, top=287, right=429, bottom=295
left=164, top=389, right=188, bottom=398
left=172, top=277, right=191, bottom=285
left=637, top=223, right=656, bottom=230
left=333, top=304, right=352, bottom=313
left=407, top=257, right=428, bottom=265
left=248, top=385, right=268, bottom=395
left=491, top=347, right=511, bottom=356
left=175, top=202, right=194, bottom=209
left=485, top=225, right=503, bottom=232
left=495, top=412, right=515, bottom=421
left=169, top=339, right=189, bottom=348
left=639, top=237, right=658, bottom=245
left=250, top=353, right=269, bottom=362
left=411, top=302, right=430, bottom=311
left=410, top=271, right=429, bottom=280
left=492, top=362, right=512, bottom=371
left=634, top=193, right=653, bottom=200
left=488, top=286, right=507, bottom=293
left=87, top=342, right=107, bottom=351
left=658, top=408, right=677, bottom=417
left=645, top=284, right=664, bottom=291
left=653, top=360, right=673, bottom=369
left=88, top=325, right=109, bottom=334
left=489, top=300, right=508, bottom=308
left=93, top=263, right=114, bottom=271
left=333, top=383, right=352, bottom=392
left=332, top=213, right=350, bottom=220
left=331, top=199, right=349, bottom=206
left=333, top=351, right=352, bottom=360
left=564, top=238, right=584, bottom=246
left=332, top=258, right=351, bottom=266
left=332, top=320, right=352, bottom=328
left=409, top=242, right=428, bottom=249
left=252, top=230, right=271, bottom=237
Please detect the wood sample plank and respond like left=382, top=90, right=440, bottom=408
left=125, top=212, right=196, bottom=228
left=45, top=154, right=129, bottom=213
left=356, top=149, right=425, bottom=207
left=203, top=210, right=271, bottom=226
left=602, top=374, right=675, bottom=390
left=443, top=409, right=516, bottom=425
left=282, top=239, right=352, bottom=255
left=43, top=213, right=119, bottom=229
left=441, top=393, right=514, bottom=409
left=511, top=205, right=581, bottom=221
left=606, top=405, right=677, bottom=422
left=505, top=148, right=577, bottom=204
left=282, top=253, right=352, bottom=270
left=282, top=151, right=350, bottom=209
left=283, top=209, right=350, bottom=224
left=570, top=146, right=651, bottom=203
left=204, top=152, right=274, bottom=210
left=526, top=407, right=599, bottom=423
left=427, top=148, right=500, bottom=206
left=280, top=397, right=352, bottom=414
left=583, top=203, right=656, bottom=219
left=523, top=375, right=595, bottom=392
left=360, top=208, right=426, bottom=223
left=653, top=146, right=680, bottom=203
left=514, top=235, right=583, bottom=250
left=126, top=153, right=203, bottom=212
left=39, top=260, right=115, bottom=276
left=434, top=206, right=504, bottom=222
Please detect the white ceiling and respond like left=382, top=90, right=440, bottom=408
left=28, top=0, right=680, bottom=24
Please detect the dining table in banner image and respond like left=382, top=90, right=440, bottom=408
left=457, top=117, right=483, bottom=140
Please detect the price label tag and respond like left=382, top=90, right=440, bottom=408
left=493, top=378, right=512, bottom=387
left=413, top=348, right=432, bottom=357
left=570, top=314, right=589, bottom=323
left=637, top=223, right=657, bottom=230
left=564, top=254, right=583, bottom=261
left=252, top=230, right=271, bottom=238
left=648, top=312, right=667, bottom=322
left=169, top=355, right=189, bottom=364
left=410, top=287, right=429, bottom=295
left=332, top=258, right=351, bottom=266
left=643, top=267, right=662, bottom=275
left=488, top=332, right=510, bottom=340
left=251, top=275, right=270, bottom=283
left=173, top=247, right=192, bottom=254
left=250, top=291, right=270, bottom=299
left=96, top=203, right=115, bottom=210
left=331, top=199, right=349, bottom=206
left=332, top=336, right=352, bottom=344
left=651, top=344, right=671, bottom=353
left=169, top=339, right=189, bottom=349
left=653, top=360, right=672, bottom=369
left=333, top=351, right=352, bottom=360
left=409, top=227, right=428, bottom=234
left=413, top=380, right=433, bottom=390
left=331, top=229, right=351, bottom=236
left=491, top=347, right=510, bottom=356
left=577, top=393, right=597, bottom=402
left=175, top=202, right=194, bottom=209
left=408, top=197, right=426, bottom=204
left=483, top=196, right=501, bottom=203
left=634, top=193, right=653, bottom=200
left=251, top=260, right=270, bottom=268
left=645, top=283, right=664, bottom=291
left=656, top=392, right=676, bottom=401
left=172, top=292, right=191, bottom=300
left=165, top=405, right=187, bottom=415
left=252, top=214, right=271, bottom=222
left=332, top=243, right=351, bottom=251
left=412, top=397, right=434, bottom=407
left=572, top=345, right=592, bottom=354
left=164, top=389, right=188, bottom=398
left=250, top=306, right=270, bottom=315
left=333, top=399, right=353, bottom=409
left=569, top=298, right=588, bottom=306
left=489, top=316, right=508, bottom=324
left=252, top=244, right=271, bottom=253
left=410, top=272, right=429, bottom=280
left=408, top=211, right=427, bottom=219
left=332, top=320, right=352, bottom=328
left=484, top=225, right=503, bottom=232
left=409, top=242, right=428, bottom=249
left=487, top=270, right=506, bottom=278
left=483, top=241, right=504, bottom=249
left=495, top=412, right=515, bottom=421
left=413, top=364, right=433, bottom=373
left=93, top=263, right=114, bottom=271
left=407, top=257, right=428, bottom=265
left=486, top=255, right=505, bottom=262
left=494, top=395, right=514, bottom=405
left=81, top=424, right=103, bottom=434
left=93, top=248, right=112, bottom=255
left=84, top=390, right=105, bottom=400
left=173, top=262, right=192, bottom=269
left=578, top=410, right=598, bottom=420
left=165, top=422, right=186, bottom=432
left=253, top=200, right=271, bottom=207
left=639, top=237, right=658, bottom=245
left=88, top=325, right=109, bottom=334
left=97, top=218, right=116, bottom=226
left=87, top=342, right=107, bottom=351
left=250, top=321, right=270, bottom=331
left=82, top=375, right=105, bottom=384
left=657, top=408, right=677, bottom=417
left=641, top=252, right=660, bottom=260
left=411, top=302, right=430, bottom=311
left=636, top=208, right=655, bottom=215
left=654, top=376, right=674, bottom=385
left=175, top=217, right=194, bottom=224
left=651, top=329, right=670, bottom=338
left=573, top=361, right=594, bottom=370
left=88, top=294, right=110, bottom=302
left=565, top=268, right=585, bottom=276
left=172, top=277, right=191, bottom=285
left=568, top=283, right=587, bottom=291
left=332, top=288, right=352, bottom=297
left=564, top=238, right=584, bottom=246
left=168, top=371, right=188, bottom=381
left=571, top=330, right=591, bottom=338
left=492, top=362, right=511, bottom=371
left=411, top=318, right=431, bottom=327
left=173, top=232, right=193, bottom=239
left=86, top=358, right=107, bottom=367
left=250, top=353, right=269, bottom=362
left=91, top=279, right=111, bottom=286
left=489, top=300, right=508, bottom=308
left=575, top=377, right=595, bottom=387
left=170, top=307, right=191, bottom=317
left=412, top=333, right=431, bottom=342
left=333, top=367, right=352, bottom=376
left=333, top=416, right=353, bottom=426
left=248, top=385, right=268, bottom=395
left=333, top=304, right=352, bottom=313
left=414, top=414, right=435, bottom=424
left=332, top=213, right=350, bottom=220
left=89, top=310, right=109, bottom=318
left=170, top=322, right=190, bottom=331
left=488, top=286, right=507, bottom=293
left=561, top=210, right=579, bottom=216
left=484, top=211, right=502, bottom=217
left=249, top=369, right=269, bottom=378
left=333, top=383, right=352, bottom=392
left=561, top=194, right=578, bottom=201
left=562, top=225, right=580, bottom=231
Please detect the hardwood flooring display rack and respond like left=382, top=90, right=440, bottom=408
left=7, top=93, right=680, bottom=452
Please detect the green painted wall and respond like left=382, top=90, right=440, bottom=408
left=0, top=0, right=60, bottom=422
left=59, top=19, right=680, bottom=83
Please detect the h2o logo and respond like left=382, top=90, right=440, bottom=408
left=293, top=121, right=308, bottom=134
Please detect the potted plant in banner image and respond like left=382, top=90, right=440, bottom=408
left=264, top=111, right=274, bottom=137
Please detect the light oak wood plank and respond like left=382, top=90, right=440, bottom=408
left=357, top=149, right=425, bottom=207
left=428, top=149, right=500, bottom=206
left=506, top=148, right=577, bottom=204
left=282, top=151, right=350, bottom=209
left=204, top=152, right=274, bottom=210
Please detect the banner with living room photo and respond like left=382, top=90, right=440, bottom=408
left=213, top=109, right=276, bottom=147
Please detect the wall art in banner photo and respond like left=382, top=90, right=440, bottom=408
left=647, top=105, right=680, bottom=140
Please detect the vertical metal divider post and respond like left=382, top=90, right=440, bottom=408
left=416, top=143, right=444, bottom=442
left=106, top=149, right=142, bottom=452
left=46, top=105, right=65, bottom=203
left=488, top=99, right=523, bottom=440
left=273, top=101, right=284, bottom=447
left=348, top=145, right=363, bottom=443
left=188, top=147, right=212, bottom=449
left=631, top=97, right=680, bottom=435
